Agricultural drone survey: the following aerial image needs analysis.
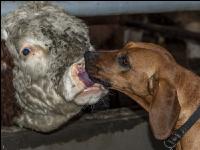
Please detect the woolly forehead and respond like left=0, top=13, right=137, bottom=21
left=12, top=19, right=87, bottom=46
left=2, top=5, right=90, bottom=52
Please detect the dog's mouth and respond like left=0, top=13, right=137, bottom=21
left=87, top=75, right=111, bottom=88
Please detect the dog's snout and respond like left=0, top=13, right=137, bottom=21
left=84, top=51, right=91, bottom=60
left=84, top=51, right=100, bottom=74
left=84, top=51, right=99, bottom=60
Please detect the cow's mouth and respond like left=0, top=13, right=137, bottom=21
left=77, top=65, right=94, bottom=87
left=71, top=62, right=105, bottom=95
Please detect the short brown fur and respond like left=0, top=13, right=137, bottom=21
left=85, top=42, right=200, bottom=150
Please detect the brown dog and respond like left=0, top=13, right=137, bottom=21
left=84, top=42, right=200, bottom=150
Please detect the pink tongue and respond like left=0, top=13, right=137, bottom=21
left=78, top=70, right=94, bottom=87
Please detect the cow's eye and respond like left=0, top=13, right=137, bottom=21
left=118, top=55, right=130, bottom=68
left=22, top=48, right=31, bottom=56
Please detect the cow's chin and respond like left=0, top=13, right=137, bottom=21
left=74, top=83, right=107, bottom=105
left=62, top=60, right=107, bottom=106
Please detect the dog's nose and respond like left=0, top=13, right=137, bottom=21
left=84, top=51, right=99, bottom=60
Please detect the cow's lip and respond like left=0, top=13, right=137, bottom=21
left=81, top=83, right=105, bottom=96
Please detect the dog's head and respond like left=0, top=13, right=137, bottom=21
left=1, top=2, right=107, bottom=131
left=85, top=42, right=181, bottom=139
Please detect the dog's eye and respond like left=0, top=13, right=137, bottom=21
left=118, top=55, right=130, bottom=68
left=22, top=48, right=31, bottom=56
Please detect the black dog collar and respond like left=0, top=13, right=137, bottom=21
left=164, top=105, right=200, bottom=149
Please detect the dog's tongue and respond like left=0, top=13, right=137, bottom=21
left=77, top=68, right=94, bottom=87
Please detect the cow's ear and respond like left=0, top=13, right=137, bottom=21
left=1, top=25, right=20, bottom=59
left=1, top=28, right=8, bottom=41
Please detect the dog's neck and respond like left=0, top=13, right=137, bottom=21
left=175, top=67, right=200, bottom=127
left=157, top=67, right=200, bottom=150
left=172, top=67, right=200, bottom=149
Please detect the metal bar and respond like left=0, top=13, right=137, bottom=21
left=1, top=1, right=200, bottom=17
left=1, top=108, right=148, bottom=150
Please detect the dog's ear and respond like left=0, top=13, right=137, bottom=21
left=149, top=79, right=180, bottom=140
